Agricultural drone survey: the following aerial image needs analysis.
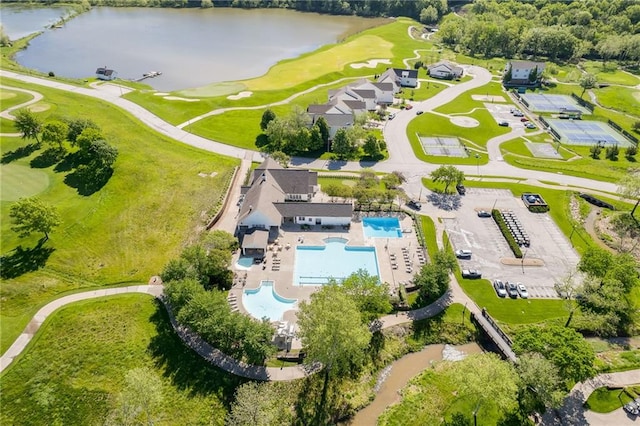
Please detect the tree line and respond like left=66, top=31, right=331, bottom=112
left=437, top=0, right=640, bottom=63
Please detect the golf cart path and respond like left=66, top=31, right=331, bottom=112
left=0, top=70, right=620, bottom=196
left=0, top=283, right=455, bottom=381
left=0, top=85, right=44, bottom=136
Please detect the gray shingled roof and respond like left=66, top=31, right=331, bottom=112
left=242, top=229, right=269, bottom=249
left=273, top=202, right=352, bottom=218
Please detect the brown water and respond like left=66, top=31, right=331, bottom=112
left=345, top=343, right=483, bottom=425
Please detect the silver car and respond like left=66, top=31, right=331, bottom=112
left=517, top=283, right=529, bottom=299
left=493, top=279, right=507, bottom=297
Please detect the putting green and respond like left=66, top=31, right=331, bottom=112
left=177, top=81, right=247, bottom=98
left=0, top=91, right=17, bottom=100
left=0, top=164, right=50, bottom=201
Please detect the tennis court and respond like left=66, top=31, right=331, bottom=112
left=547, top=119, right=633, bottom=147
left=419, top=136, right=468, bottom=157
left=520, top=94, right=590, bottom=114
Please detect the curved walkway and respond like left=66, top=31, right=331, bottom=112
left=0, top=283, right=453, bottom=381
left=0, top=85, right=43, bottom=137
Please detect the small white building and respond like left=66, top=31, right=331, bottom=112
left=378, top=68, right=419, bottom=90
left=95, top=67, right=117, bottom=81
left=427, top=61, right=463, bottom=80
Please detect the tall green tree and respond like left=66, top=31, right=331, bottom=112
left=9, top=197, right=61, bottom=241
left=517, top=352, right=565, bottom=413
left=13, top=108, right=42, bottom=145
left=314, top=116, right=330, bottom=149
left=618, top=169, right=640, bottom=220
left=430, top=165, right=464, bottom=193
left=66, top=117, right=100, bottom=143
left=297, top=284, right=371, bottom=421
left=331, top=128, right=357, bottom=160
left=260, top=108, right=276, bottom=131
left=579, top=73, right=597, bottom=98
left=227, top=382, right=292, bottom=426
left=41, top=120, right=69, bottom=150
left=107, top=367, right=164, bottom=426
left=339, top=269, right=392, bottom=322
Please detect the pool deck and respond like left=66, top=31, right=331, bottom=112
left=230, top=212, right=424, bottom=347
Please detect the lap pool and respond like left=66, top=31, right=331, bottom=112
left=242, top=280, right=297, bottom=322
left=362, top=217, right=402, bottom=238
left=294, top=237, right=379, bottom=285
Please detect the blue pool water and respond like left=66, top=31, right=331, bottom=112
left=362, top=217, right=402, bottom=238
left=242, top=280, right=297, bottom=322
left=294, top=237, right=379, bottom=285
left=235, top=256, right=254, bottom=270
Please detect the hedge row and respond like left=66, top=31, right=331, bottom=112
left=491, top=209, right=523, bottom=258
left=528, top=205, right=550, bottom=213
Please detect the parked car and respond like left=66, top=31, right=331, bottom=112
left=455, top=249, right=472, bottom=259
left=512, top=110, right=524, bottom=117
left=520, top=117, right=529, bottom=122
left=462, top=269, right=482, bottom=279
left=498, top=121, right=509, bottom=127
left=517, top=283, right=529, bottom=299
left=507, top=281, right=519, bottom=298
left=407, top=199, right=422, bottom=210
left=477, top=210, right=491, bottom=218
left=525, top=122, right=536, bottom=129
left=456, top=183, right=466, bottom=195
left=493, top=279, right=507, bottom=297
left=388, top=113, right=396, bottom=120
left=624, top=401, right=639, bottom=416
left=416, top=110, right=424, bottom=115
left=405, top=104, right=413, bottom=110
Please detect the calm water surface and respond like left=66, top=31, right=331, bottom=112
left=12, top=7, right=374, bottom=91
left=1, top=5, right=72, bottom=39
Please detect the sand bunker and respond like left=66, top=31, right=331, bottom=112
left=0, top=92, right=17, bottom=100
left=472, top=95, right=505, bottom=102
left=227, top=91, right=253, bottom=100
left=163, top=96, right=199, bottom=102
left=450, top=116, right=479, bottom=128
left=350, top=59, right=391, bottom=69
left=154, top=92, right=170, bottom=96
left=198, top=172, right=218, bottom=178
left=28, top=103, right=51, bottom=113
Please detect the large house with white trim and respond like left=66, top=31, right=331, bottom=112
left=377, top=67, right=419, bottom=91
left=236, top=158, right=352, bottom=255
left=427, top=61, right=463, bottom=80
left=503, top=60, right=546, bottom=87
left=96, top=67, right=117, bottom=81
left=307, top=78, right=394, bottom=139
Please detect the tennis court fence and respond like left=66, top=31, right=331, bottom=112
left=608, top=120, right=638, bottom=145
left=570, top=93, right=595, bottom=113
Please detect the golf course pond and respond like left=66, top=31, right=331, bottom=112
left=6, top=6, right=382, bottom=91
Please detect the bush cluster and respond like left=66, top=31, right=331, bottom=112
left=491, top=209, right=523, bottom=258
left=528, top=205, right=550, bottom=213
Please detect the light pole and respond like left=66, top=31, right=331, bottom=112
left=475, top=153, right=480, bottom=176
left=521, top=249, right=528, bottom=274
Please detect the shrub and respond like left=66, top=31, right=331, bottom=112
left=633, top=121, right=640, bottom=133
left=491, top=209, right=523, bottom=258
left=625, top=145, right=637, bottom=160
left=605, top=145, right=619, bottom=161
left=590, top=145, right=602, bottom=159
left=528, top=205, right=550, bottom=213
left=48, top=71, right=55, bottom=77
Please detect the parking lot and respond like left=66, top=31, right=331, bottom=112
left=484, top=102, right=529, bottom=129
left=443, top=188, right=580, bottom=298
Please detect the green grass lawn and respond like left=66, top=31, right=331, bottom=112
left=584, top=387, right=634, bottom=413
left=420, top=215, right=438, bottom=257
left=0, top=87, right=33, bottom=110
left=595, top=86, right=640, bottom=118
left=0, top=116, right=18, bottom=133
left=0, top=163, right=50, bottom=201
left=0, top=78, right=238, bottom=355
left=582, top=61, right=640, bottom=86
left=435, top=82, right=509, bottom=115
left=0, top=294, right=242, bottom=425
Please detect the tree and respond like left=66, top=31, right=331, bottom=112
left=589, top=144, right=602, bottom=159
left=578, top=246, right=613, bottom=278
left=9, top=197, right=61, bottom=241
left=203, top=229, right=238, bottom=251
left=554, top=269, right=581, bottom=327
left=633, top=121, right=640, bottom=133
left=13, top=108, right=42, bottom=145
left=297, top=284, right=370, bottom=420
left=625, top=145, right=637, bottom=161
left=512, top=325, right=596, bottom=384
left=420, top=6, right=438, bottom=24
left=74, top=127, right=103, bottom=149
left=66, top=117, right=100, bottom=143
left=227, top=382, right=292, bottom=426
left=446, top=353, right=520, bottom=421
left=83, top=139, right=118, bottom=169
left=106, top=367, right=164, bottom=426
left=339, top=269, right=392, bottom=323
left=430, top=165, right=464, bottom=193
left=596, top=35, right=623, bottom=66
left=269, top=151, right=291, bottom=168
left=331, top=128, right=357, bottom=160
left=260, top=108, right=276, bottom=131
left=314, top=116, right=330, bottom=149
left=618, top=169, right=640, bottom=220
left=362, top=134, right=382, bottom=159
left=579, top=73, right=597, bottom=98
left=416, top=249, right=455, bottom=304
left=41, top=120, right=69, bottom=150
left=611, top=212, right=640, bottom=253
left=0, top=25, right=11, bottom=47
left=517, top=352, right=565, bottom=413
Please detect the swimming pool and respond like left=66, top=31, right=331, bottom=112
left=362, top=217, right=402, bottom=238
left=294, top=237, right=379, bottom=285
left=235, top=256, right=254, bottom=270
left=242, top=280, right=297, bottom=322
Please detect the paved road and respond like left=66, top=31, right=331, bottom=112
left=1, top=70, right=621, bottom=197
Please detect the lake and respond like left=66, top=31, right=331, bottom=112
left=1, top=5, right=73, bottom=40
left=9, top=7, right=377, bottom=91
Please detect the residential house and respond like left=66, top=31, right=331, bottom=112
left=378, top=68, right=419, bottom=91
left=503, top=61, right=545, bottom=87
left=96, top=67, right=118, bottom=81
left=427, top=61, right=463, bottom=80
left=236, top=158, right=352, bottom=254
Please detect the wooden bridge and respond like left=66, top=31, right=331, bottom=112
left=472, top=308, right=517, bottom=362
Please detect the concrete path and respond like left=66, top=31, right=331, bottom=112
left=0, top=84, right=44, bottom=137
